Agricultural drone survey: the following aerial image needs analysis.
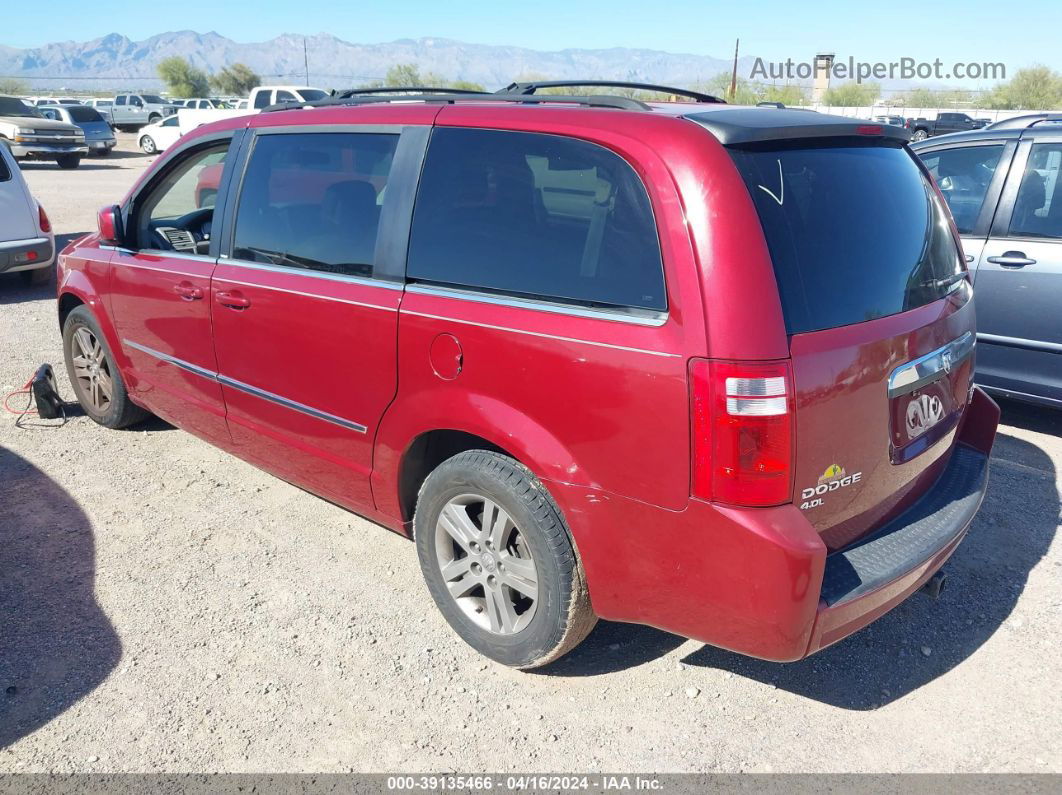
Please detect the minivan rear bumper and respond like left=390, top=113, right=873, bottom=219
left=555, top=387, right=999, bottom=661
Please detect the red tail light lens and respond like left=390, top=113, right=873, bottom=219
left=690, top=359, right=794, bottom=507
left=38, top=204, right=52, bottom=234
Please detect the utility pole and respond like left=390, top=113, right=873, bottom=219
left=729, top=38, right=739, bottom=103
left=303, top=37, right=310, bottom=86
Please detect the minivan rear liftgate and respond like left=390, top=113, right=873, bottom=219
left=727, top=135, right=982, bottom=551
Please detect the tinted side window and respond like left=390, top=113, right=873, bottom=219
left=0, top=153, right=10, bottom=182
left=275, top=90, right=297, bottom=103
left=1009, top=143, right=1062, bottom=239
left=407, top=128, right=666, bottom=311
left=232, top=132, right=398, bottom=278
left=253, top=91, right=271, bottom=109
left=919, top=144, right=1005, bottom=233
left=115, top=95, right=127, bottom=106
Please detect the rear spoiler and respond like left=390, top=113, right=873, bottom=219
left=684, top=108, right=912, bottom=145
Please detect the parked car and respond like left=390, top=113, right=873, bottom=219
left=0, top=138, right=54, bottom=285
left=109, top=93, right=177, bottom=130
left=872, top=114, right=905, bottom=127
left=906, top=112, right=983, bottom=141
left=913, top=118, right=1062, bottom=408
left=57, top=85, right=998, bottom=668
left=137, top=115, right=183, bottom=154
left=37, top=104, right=116, bottom=156
left=181, top=98, right=229, bottom=109
left=249, top=85, right=328, bottom=109
left=0, top=95, right=87, bottom=169
left=31, top=97, right=83, bottom=106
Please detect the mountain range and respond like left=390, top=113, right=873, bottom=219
left=0, top=30, right=757, bottom=90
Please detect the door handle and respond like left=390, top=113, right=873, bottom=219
left=172, top=281, right=203, bottom=300
left=986, top=251, right=1036, bottom=268
left=215, top=289, right=251, bottom=309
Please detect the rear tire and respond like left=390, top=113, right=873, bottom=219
left=415, top=450, right=596, bottom=669
left=56, top=155, right=81, bottom=169
left=912, top=129, right=929, bottom=141
left=62, top=306, right=150, bottom=429
left=140, top=136, right=157, bottom=155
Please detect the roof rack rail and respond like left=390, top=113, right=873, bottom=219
left=337, top=86, right=491, bottom=98
left=984, top=113, right=1062, bottom=131
left=500, top=80, right=725, bottom=104
left=262, top=92, right=650, bottom=113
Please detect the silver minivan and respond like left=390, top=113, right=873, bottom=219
left=914, top=119, right=1062, bottom=408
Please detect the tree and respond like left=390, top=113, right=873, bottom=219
left=210, top=63, right=260, bottom=96
left=821, top=81, right=881, bottom=107
left=0, top=77, right=28, bottom=95
left=384, top=63, right=423, bottom=87
left=760, top=83, right=809, bottom=106
left=899, top=87, right=939, bottom=108
left=157, top=56, right=210, bottom=98
left=983, top=66, right=1062, bottom=110
left=450, top=79, right=487, bottom=92
left=697, top=73, right=761, bottom=104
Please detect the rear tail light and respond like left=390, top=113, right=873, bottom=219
left=690, top=359, right=794, bottom=507
left=38, top=204, right=51, bottom=234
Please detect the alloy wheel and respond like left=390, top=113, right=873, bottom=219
left=434, top=494, right=539, bottom=635
left=70, top=326, right=113, bottom=414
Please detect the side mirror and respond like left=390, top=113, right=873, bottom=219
left=97, top=205, right=124, bottom=247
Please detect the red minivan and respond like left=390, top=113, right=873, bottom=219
left=56, top=85, right=999, bottom=668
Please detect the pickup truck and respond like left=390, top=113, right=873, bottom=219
left=176, top=85, right=327, bottom=133
left=0, top=94, right=88, bottom=169
left=109, top=93, right=178, bottom=130
left=905, top=112, right=988, bottom=141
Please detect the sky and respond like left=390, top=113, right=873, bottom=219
left=5, top=0, right=1061, bottom=84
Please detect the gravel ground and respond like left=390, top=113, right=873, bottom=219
left=0, top=134, right=1059, bottom=774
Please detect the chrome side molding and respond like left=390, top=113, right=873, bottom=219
left=888, top=332, right=975, bottom=398
left=122, top=338, right=367, bottom=433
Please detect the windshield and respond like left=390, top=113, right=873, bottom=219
left=141, top=95, right=166, bottom=104
left=299, top=89, right=328, bottom=101
left=0, top=97, right=43, bottom=118
left=729, top=140, right=965, bottom=334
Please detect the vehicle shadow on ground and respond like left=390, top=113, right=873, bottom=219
left=679, top=426, right=1057, bottom=710
left=0, top=445, right=121, bottom=748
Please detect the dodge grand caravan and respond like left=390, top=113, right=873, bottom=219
left=56, top=83, right=999, bottom=668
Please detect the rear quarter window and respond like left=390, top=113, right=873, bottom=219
left=730, top=141, right=965, bottom=334
left=407, top=128, right=667, bottom=312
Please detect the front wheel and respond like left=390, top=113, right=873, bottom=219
left=415, top=450, right=596, bottom=669
left=140, top=136, right=157, bottom=154
left=56, top=155, right=81, bottom=169
left=62, top=306, right=150, bottom=429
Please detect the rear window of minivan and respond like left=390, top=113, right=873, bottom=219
left=729, top=141, right=965, bottom=334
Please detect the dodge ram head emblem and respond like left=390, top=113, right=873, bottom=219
left=906, top=394, right=945, bottom=439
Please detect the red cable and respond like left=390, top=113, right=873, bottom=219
left=4, top=375, right=36, bottom=416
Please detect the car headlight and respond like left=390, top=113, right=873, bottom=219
left=17, top=126, right=34, bottom=134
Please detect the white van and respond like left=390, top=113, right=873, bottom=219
left=0, top=143, right=55, bottom=285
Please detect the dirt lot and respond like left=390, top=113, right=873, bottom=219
left=1, top=133, right=1060, bottom=774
